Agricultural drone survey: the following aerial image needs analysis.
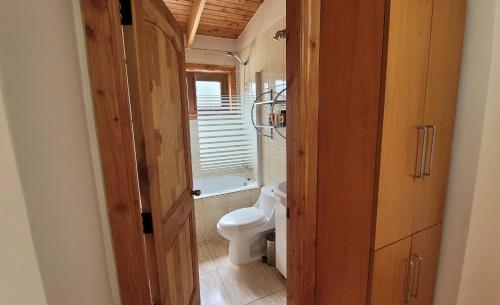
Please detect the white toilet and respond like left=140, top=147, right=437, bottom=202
left=217, top=186, right=279, bottom=264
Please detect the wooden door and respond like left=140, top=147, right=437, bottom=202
left=368, top=237, right=412, bottom=305
left=414, top=0, right=466, bottom=232
left=125, top=0, right=199, bottom=304
left=407, top=225, right=442, bottom=305
left=375, top=0, right=434, bottom=249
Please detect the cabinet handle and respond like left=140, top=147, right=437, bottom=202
left=412, top=255, right=424, bottom=298
left=423, top=125, right=436, bottom=177
left=405, top=259, right=415, bottom=303
left=414, top=126, right=428, bottom=178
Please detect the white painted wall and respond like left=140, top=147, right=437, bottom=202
left=434, top=1, right=500, bottom=304
left=237, top=0, right=286, bottom=50
left=238, top=18, right=287, bottom=186
left=0, top=1, right=118, bottom=305
left=0, top=81, right=48, bottom=305
left=454, top=1, right=500, bottom=303
left=192, top=35, right=237, bottom=52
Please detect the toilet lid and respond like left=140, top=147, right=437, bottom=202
left=218, top=207, right=267, bottom=230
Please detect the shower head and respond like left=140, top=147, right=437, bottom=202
left=273, top=29, right=287, bottom=41
left=226, top=52, right=248, bottom=65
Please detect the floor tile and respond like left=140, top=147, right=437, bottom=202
left=197, top=243, right=216, bottom=275
left=247, top=290, right=287, bottom=305
left=218, top=261, right=286, bottom=305
left=199, top=271, right=232, bottom=305
left=206, top=239, right=231, bottom=269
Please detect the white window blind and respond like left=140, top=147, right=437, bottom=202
left=196, top=94, right=257, bottom=173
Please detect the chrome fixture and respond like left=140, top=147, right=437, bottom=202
left=273, top=29, right=286, bottom=41
left=251, top=87, right=287, bottom=139
left=226, top=52, right=248, bottom=65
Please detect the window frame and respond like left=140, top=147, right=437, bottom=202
left=186, top=63, right=236, bottom=119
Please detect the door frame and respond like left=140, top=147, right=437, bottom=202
left=286, top=0, right=321, bottom=305
left=79, top=0, right=321, bottom=305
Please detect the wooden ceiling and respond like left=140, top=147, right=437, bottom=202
left=163, top=0, right=264, bottom=40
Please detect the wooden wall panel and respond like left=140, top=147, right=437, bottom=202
left=315, top=1, right=386, bottom=305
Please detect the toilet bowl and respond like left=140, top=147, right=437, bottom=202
left=217, top=186, right=278, bottom=264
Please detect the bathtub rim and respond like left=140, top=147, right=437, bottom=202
left=193, top=183, right=260, bottom=199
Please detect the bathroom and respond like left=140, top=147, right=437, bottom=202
left=180, top=1, right=288, bottom=304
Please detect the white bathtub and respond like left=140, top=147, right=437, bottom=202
left=193, top=174, right=259, bottom=198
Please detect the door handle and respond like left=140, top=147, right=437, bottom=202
left=191, top=189, right=201, bottom=196
left=423, top=125, right=436, bottom=177
left=414, top=126, right=428, bottom=179
left=412, top=255, right=424, bottom=298
left=405, top=259, right=416, bottom=303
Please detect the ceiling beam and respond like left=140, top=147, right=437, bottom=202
left=186, top=0, right=206, bottom=47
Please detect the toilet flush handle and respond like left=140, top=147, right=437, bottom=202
left=191, top=189, right=201, bottom=196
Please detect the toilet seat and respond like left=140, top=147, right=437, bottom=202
left=218, top=207, right=267, bottom=231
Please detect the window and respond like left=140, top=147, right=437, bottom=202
left=196, top=81, right=222, bottom=98
left=187, top=72, right=230, bottom=117
left=187, top=69, right=257, bottom=177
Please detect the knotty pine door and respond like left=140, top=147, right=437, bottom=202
left=124, top=0, right=200, bottom=304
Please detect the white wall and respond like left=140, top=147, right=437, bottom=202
left=0, top=1, right=118, bottom=305
left=238, top=18, right=287, bottom=186
left=434, top=1, right=500, bottom=304
left=237, top=0, right=286, bottom=50
left=454, top=0, right=500, bottom=303
left=0, top=80, right=48, bottom=305
left=192, top=35, right=237, bottom=52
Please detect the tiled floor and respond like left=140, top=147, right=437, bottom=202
left=198, top=239, right=287, bottom=305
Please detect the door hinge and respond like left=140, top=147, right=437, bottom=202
left=119, top=0, right=133, bottom=25
left=286, top=208, right=290, bottom=219
left=141, top=212, right=153, bottom=234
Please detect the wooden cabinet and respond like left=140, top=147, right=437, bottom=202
left=375, top=0, right=434, bottom=249
left=408, top=226, right=442, bottom=305
left=375, top=0, right=466, bottom=249
left=369, top=237, right=412, bottom=305
left=371, top=0, right=465, bottom=302
left=415, top=0, right=467, bottom=233
left=369, top=226, right=442, bottom=305
left=314, top=0, right=465, bottom=304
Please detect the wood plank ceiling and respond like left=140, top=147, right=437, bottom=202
left=163, top=0, right=264, bottom=39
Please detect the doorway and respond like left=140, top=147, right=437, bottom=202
left=79, top=0, right=319, bottom=304
left=185, top=25, right=287, bottom=305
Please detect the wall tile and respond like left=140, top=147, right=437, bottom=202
left=194, top=189, right=256, bottom=241
left=204, top=215, right=223, bottom=241
left=251, top=188, right=262, bottom=203
left=227, top=190, right=253, bottom=211
left=194, top=198, right=203, bottom=220
left=203, top=195, right=229, bottom=218
left=238, top=18, right=287, bottom=187
left=196, top=220, right=205, bottom=243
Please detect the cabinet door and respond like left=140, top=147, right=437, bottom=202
left=408, top=225, right=442, bottom=305
left=369, top=237, right=412, bottom=305
left=415, top=0, right=466, bottom=232
left=375, top=0, right=434, bottom=249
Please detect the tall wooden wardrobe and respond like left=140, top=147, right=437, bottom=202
left=314, top=0, right=466, bottom=305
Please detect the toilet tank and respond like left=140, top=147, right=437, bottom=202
left=254, top=186, right=277, bottom=217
